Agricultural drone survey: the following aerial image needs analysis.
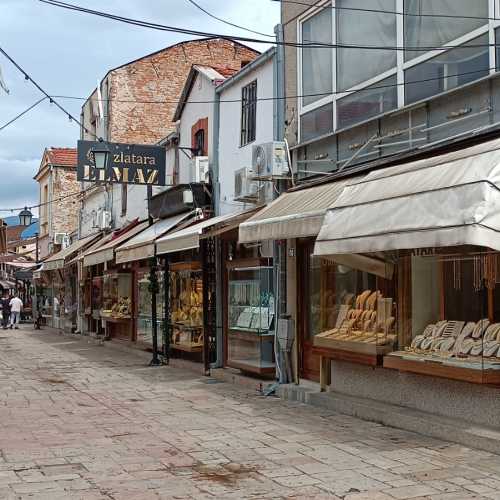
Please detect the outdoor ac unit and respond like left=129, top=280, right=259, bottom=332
left=191, top=156, right=209, bottom=183
left=99, top=210, right=112, bottom=230
left=53, top=232, right=67, bottom=245
left=251, top=142, right=289, bottom=179
left=234, top=167, right=259, bottom=202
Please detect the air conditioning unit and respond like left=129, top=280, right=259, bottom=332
left=191, top=156, right=209, bottom=183
left=99, top=210, right=112, bottom=230
left=53, top=232, right=67, bottom=245
left=61, top=235, right=71, bottom=249
left=234, top=167, right=259, bottom=202
left=251, top=142, right=289, bottom=180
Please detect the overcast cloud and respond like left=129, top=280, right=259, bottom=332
left=0, top=0, right=279, bottom=216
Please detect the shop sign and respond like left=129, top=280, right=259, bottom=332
left=77, top=140, right=166, bottom=186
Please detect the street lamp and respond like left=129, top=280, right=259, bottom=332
left=19, top=207, right=33, bottom=227
left=91, top=142, right=110, bottom=170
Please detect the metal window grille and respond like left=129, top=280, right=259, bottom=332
left=241, top=80, right=257, bottom=146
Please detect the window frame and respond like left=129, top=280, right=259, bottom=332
left=297, top=0, right=498, bottom=143
left=240, top=79, right=258, bottom=147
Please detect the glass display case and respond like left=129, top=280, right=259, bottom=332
left=311, top=256, right=397, bottom=357
left=136, top=270, right=165, bottom=347
left=385, top=249, right=500, bottom=383
left=100, top=272, right=132, bottom=320
left=170, top=264, right=203, bottom=352
left=227, top=263, right=275, bottom=374
left=91, top=276, right=103, bottom=320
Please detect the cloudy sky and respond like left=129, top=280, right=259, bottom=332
left=0, top=0, right=279, bottom=216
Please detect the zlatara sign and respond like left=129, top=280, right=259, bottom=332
left=77, top=140, right=166, bottom=186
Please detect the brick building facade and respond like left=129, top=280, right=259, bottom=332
left=33, top=148, right=79, bottom=260
left=79, top=37, right=259, bottom=236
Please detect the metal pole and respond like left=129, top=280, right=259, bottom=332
left=34, top=233, right=41, bottom=330
left=163, top=255, right=170, bottom=364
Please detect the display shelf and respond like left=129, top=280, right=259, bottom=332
left=227, top=359, right=275, bottom=375
left=313, top=335, right=394, bottom=356
left=312, top=346, right=383, bottom=367
left=171, top=342, right=203, bottom=353
left=384, top=353, right=500, bottom=385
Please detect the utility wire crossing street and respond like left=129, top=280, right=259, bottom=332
left=0, top=326, right=498, bottom=499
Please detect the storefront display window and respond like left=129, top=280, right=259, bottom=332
left=91, top=277, right=103, bottom=319
left=227, top=263, right=275, bottom=374
left=136, top=270, right=165, bottom=347
left=100, top=273, right=132, bottom=320
left=312, top=256, right=396, bottom=356
left=170, top=264, right=203, bottom=352
left=386, top=249, right=500, bottom=378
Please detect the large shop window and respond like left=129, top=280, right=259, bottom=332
left=386, top=250, right=500, bottom=381
left=227, top=264, right=275, bottom=374
left=405, top=34, right=490, bottom=105
left=136, top=270, right=165, bottom=348
left=404, top=0, right=489, bottom=61
left=336, top=0, right=397, bottom=92
left=300, top=102, right=334, bottom=143
left=312, top=256, right=397, bottom=356
left=301, top=7, right=333, bottom=107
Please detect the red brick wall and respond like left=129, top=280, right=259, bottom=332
left=107, top=38, right=258, bottom=144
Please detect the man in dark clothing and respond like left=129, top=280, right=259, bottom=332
left=0, top=294, right=10, bottom=329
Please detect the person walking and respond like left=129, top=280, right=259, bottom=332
left=9, top=294, right=23, bottom=330
left=0, top=293, right=10, bottom=329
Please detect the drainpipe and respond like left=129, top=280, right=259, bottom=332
left=212, top=91, right=224, bottom=368
left=274, top=23, right=291, bottom=384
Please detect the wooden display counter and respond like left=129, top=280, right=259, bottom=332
left=384, top=353, right=500, bottom=386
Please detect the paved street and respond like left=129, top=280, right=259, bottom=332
left=0, top=327, right=497, bottom=499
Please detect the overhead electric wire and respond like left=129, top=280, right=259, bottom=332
left=47, top=66, right=499, bottom=106
left=37, top=0, right=500, bottom=52
left=275, top=0, right=500, bottom=22
left=0, top=97, right=47, bottom=132
left=184, top=0, right=274, bottom=38
left=0, top=45, right=96, bottom=138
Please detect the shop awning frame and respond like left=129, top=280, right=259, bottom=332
left=239, top=178, right=359, bottom=243
left=156, top=210, right=256, bottom=255
left=115, top=212, right=195, bottom=264
left=43, top=234, right=101, bottom=271
left=315, top=138, right=500, bottom=256
left=83, top=221, right=149, bottom=267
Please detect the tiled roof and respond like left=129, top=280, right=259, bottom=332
left=6, top=226, right=25, bottom=244
left=211, top=65, right=239, bottom=79
left=46, top=147, right=77, bottom=167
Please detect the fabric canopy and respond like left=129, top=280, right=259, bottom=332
left=314, top=138, right=500, bottom=256
left=239, top=178, right=357, bottom=243
left=43, top=234, right=100, bottom=271
left=115, top=212, right=193, bottom=264
left=156, top=211, right=251, bottom=255
left=84, top=221, right=149, bottom=267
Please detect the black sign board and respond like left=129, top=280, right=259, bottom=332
left=77, top=140, right=166, bottom=186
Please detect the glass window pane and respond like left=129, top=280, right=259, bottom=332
left=497, top=28, right=500, bottom=72
left=302, top=8, right=333, bottom=106
left=405, top=35, right=489, bottom=105
left=300, top=102, right=333, bottom=142
left=404, top=0, right=489, bottom=61
left=337, top=75, right=398, bottom=129
left=337, top=0, right=397, bottom=91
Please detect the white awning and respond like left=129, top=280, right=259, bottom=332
left=315, top=138, right=500, bottom=256
left=239, top=178, right=358, bottom=243
left=43, top=234, right=100, bottom=271
left=156, top=210, right=252, bottom=255
left=83, top=221, right=149, bottom=267
left=115, top=212, right=193, bottom=264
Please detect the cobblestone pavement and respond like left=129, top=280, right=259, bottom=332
left=0, top=326, right=499, bottom=499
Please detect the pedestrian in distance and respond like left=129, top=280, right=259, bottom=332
left=9, top=294, right=23, bottom=330
left=0, top=293, right=10, bottom=329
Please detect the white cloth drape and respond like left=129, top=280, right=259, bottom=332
left=336, top=0, right=397, bottom=91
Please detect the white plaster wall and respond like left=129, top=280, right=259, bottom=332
left=178, top=73, right=216, bottom=185
left=217, top=58, right=274, bottom=216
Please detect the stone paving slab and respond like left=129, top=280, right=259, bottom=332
left=0, top=326, right=497, bottom=499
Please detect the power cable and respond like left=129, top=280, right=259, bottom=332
left=0, top=97, right=47, bottom=132
left=37, top=0, right=500, bottom=52
left=0, top=45, right=96, bottom=139
left=46, top=66, right=499, bottom=105
left=184, top=0, right=274, bottom=38
left=276, top=0, right=500, bottom=23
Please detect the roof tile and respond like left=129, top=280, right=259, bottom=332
left=46, top=147, right=77, bottom=167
